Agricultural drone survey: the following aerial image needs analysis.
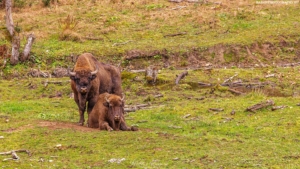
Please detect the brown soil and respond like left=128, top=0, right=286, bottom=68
left=38, top=121, right=98, bottom=132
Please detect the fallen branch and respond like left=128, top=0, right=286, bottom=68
left=130, top=69, right=146, bottom=73
left=164, top=32, right=186, bottom=38
left=154, top=94, right=163, bottom=98
left=265, top=74, right=276, bottom=78
left=223, top=73, right=238, bottom=84
left=169, top=0, right=183, bottom=3
left=246, top=100, right=274, bottom=112
left=271, top=105, right=287, bottom=111
left=175, top=71, right=188, bottom=85
left=171, top=6, right=187, bottom=10
left=84, top=36, right=104, bottom=41
left=198, top=82, right=212, bottom=87
left=1, top=149, right=30, bottom=161
left=209, top=108, right=224, bottom=112
left=112, top=40, right=133, bottom=47
left=124, top=102, right=151, bottom=112
left=281, top=62, right=300, bottom=67
left=228, top=88, right=243, bottom=95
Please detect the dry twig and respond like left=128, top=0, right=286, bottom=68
left=246, top=100, right=274, bottom=112
left=175, top=71, right=188, bottom=85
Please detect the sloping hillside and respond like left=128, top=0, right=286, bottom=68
left=0, top=0, right=299, bottom=74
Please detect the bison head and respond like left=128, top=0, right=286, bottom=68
left=69, top=69, right=98, bottom=94
left=104, top=94, right=125, bottom=129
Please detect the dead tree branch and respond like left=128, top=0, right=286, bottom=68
left=198, top=82, right=212, bottom=87
left=124, top=103, right=152, bottom=112
left=11, top=36, right=20, bottom=65
left=5, top=0, right=35, bottom=65
left=246, top=100, right=274, bottom=112
left=1, top=149, right=31, bottom=161
left=5, top=0, right=14, bottom=37
left=130, top=69, right=146, bottom=73
left=21, top=33, right=35, bottom=62
left=209, top=108, right=224, bottom=112
left=164, top=32, right=186, bottom=38
left=175, top=71, right=188, bottom=85
left=112, top=40, right=133, bottom=47
left=228, top=88, right=243, bottom=95
left=223, top=73, right=238, bottom=84
left=271, top=105, right=287, bottom=111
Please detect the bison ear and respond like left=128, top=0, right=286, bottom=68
left=103, top=102, right=109, bottom=107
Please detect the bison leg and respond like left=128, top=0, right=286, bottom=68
left=119, top=119, right=138, bottom=131
left=99, top=121, right=113, bottom=131
left=78, top=107, right=86, bottom=126
left=120, top=120, right=131, bottom=131
left=74, top=94, right=86, bottom=126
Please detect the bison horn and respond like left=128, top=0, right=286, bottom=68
left=91, top=66, right=98, bottom=75
left=105, top=94, right=110, bottom=103
left=121, top=93, right=125, bottom=101
left=68, top=67, right=76, bottom=76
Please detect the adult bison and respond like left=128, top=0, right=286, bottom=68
left=88, top=93, right=137, bottom=131
left=69, top=53, right=122, bottom=126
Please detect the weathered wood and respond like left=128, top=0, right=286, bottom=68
left=124, top=102, right=152, bottom=112
left=171, top=6, right=186, bottom=10
left=10, top=36, right=20, bottom=65
left=0, top=149, right=30, bottom=156
left=228, top=88, right=243, bottom=95
left=130, top=69, right=146, bottom=73
left=154, top=94, right=163, bottom=98
left=198, top=82, right=212, bottom=87
left=5, top=0, right=14, bottom=37
left=246, top=100, right=274, bottom=112
left=223, top=73, right=238, bottom=84
left=164, top=32, right=186, bottom=38
left=169, top=0, right=183, bottom=2
left=145, top=66, right=158, bottom=84
left=209, top=108, right=224, bottom=112
left=112, top=40, right=133, bottom=47
left=175, top=71, right=188, bottom=85
left=21, top=33, right=35, bottom=62
left=271, top=105, right=287, bottom=111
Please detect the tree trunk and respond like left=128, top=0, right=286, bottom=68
left=21, top=34, right=35, bottom=62
left=11, top=36, right=20, bottom=65
left=5, top=0, right=14, bottom=37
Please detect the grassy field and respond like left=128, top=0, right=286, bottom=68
left=0, top=0, right=300, bottom=168
left=1, top=67, right=300, bottom=168
left=0, top=0, right=299, bottom=70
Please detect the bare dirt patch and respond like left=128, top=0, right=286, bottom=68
left=38, top=121, right=98, bottom=132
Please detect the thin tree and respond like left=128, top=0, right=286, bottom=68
left=5, top=0, right=35, bottom=65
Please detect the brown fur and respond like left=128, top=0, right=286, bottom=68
left=88, top=93, right=138, bottom=131
left=70, top=53, right=122, bottom=125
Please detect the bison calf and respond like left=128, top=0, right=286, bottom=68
left=88, top=93, right=137, bottom=131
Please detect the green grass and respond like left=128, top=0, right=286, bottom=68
left=1, top=67, right=300, bottom=168
left=0, top=0, right=299, bottom=69
left=0, top=0, right=300, bottom=168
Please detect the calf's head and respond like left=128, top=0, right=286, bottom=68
left=69, top=69, right=98, bottom=94
left=104, top=94, right=125, bottom=129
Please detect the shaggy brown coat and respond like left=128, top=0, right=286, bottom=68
left=88, top=93, right=137, bottom=131
left=70, top=53, right=122, bottom=125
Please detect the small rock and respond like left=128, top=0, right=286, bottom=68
left=55, top=144, right=62, bottom=148
left=230, top=110, right=235, bottom=115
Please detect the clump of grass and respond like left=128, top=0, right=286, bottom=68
left=58, top=15, right=81, bottom=42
